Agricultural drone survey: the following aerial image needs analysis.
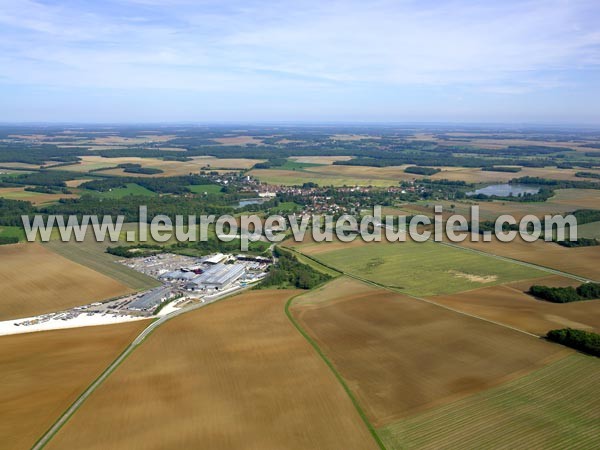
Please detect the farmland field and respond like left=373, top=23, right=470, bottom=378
left=0, top=243, right=132, bottom=320
left=250, top=162, right=600, bottom=186
left=291, top=239, right=547, bottom=296
left=187, top=183, right=223, bottom=194
left=0, top=321, right=149, bottom=450
left=379, top=354, right=600, bottom=450
left=44, top=228, right=161, bottom=291
left=0, top=186, right=78, bottom=205
left=457, top=236, right=600, bottom=281
left=429, top=166, right=600, bottom=183
left=249, top=164, right=417, bottom=186
left=289, top=155, right=354, bottom=164
left=84, top=182, right=156, bottom=198
left=57, top=155, right=263, bottom=177
left=578, top=220, right=600, bottom=239
left=429, top=275, right=600, bottom=335
left=406, top=188, right=600, bottom=221
left=0, top=225, right=25, bottom=242
left=290, top=277, right=568, bottom=426
left=47, top=290, right=378, bottom=450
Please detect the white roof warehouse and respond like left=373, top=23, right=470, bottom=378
left=185, top=263, right=245, bottom=291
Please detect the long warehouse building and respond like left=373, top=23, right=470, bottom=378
left=186, top=263, right=245, bottom=291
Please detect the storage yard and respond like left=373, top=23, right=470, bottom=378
left=0, top=252, right=271, bottom=336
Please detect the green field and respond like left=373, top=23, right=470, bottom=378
left=302, top=240, right=547, bottom=296
left=85, top=183, right=156, bottom=198
left=268, top=201, right=301, bottom=213
left=577, top=221, right=600, bottom=239
left=0, top=226, right=26, bottom=242
left=187, top=184, right=223, bottom=194
left=280, top=247, right=342, bottom=278
left=274, top=160, right=324, bottom=170
left=378, top=354, right=600, bottom=450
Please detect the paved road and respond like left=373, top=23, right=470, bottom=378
left=32, top=286, right=249, bottom=450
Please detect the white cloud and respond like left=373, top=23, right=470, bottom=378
left=0, top=0, right=598, bottom=96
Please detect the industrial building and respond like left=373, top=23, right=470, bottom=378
left=185, top=263, right=245, bottom=291
left=128, top=286, right=174, bottom=311
left=235, top=254, right=272, bottom=263
left=159, top=270, right=198, bottom=282
left=204, top=253, right=228, bottom=264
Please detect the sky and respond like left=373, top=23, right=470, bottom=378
left=0, top=0, right=599, bottom=124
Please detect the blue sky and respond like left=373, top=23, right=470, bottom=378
left=0, top=0, right=599, bottom=124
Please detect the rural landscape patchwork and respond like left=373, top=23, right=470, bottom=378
left=1, top=124, right=599, bottom=449
left=1, top=1, right=600, bottom=449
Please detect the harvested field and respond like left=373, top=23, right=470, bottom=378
left=407, top=188, right=600, bottom=221
left=379, top=354, right=600, bottom=450
left=56, top=155, right=263, bottom=176
left=0, top=243, right=132, bottom=320
left=47, top=290, right=377, bottom=450
left=213, top=135, right=264, bottom=145
left=430, top=166, right=599, bottom=183
left=45, top=229, right=160, bottom=291
left=290, top=155, right=354, bottom=164
left=458, top=236, right=600, bottom=281
left=0, top=321, right=149, bottom=450
left=432, top=135, right=586, bottom=150
left=64, top=178, right=93, bottom=188
left=249, top=164, right=417, bottom=186
left=290, top=277, right=568, bottom=426
left=0, top=187, right=77, bottom=205
left=0, top=162, right=41, bottom=169
left=294, top=239, right=546, bottom=296
left=251, top=162, right=600, bottom=186
left=429, top=276, right=600, bottom=335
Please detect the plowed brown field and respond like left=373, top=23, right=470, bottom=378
left=0, top=243, right=132, bottom=320
left=47, top=290, right=378, bottom=450
left=0, top=321, right=149, bottom=450
left=429, top=276, right=600, bottom=335
left=291, top=277, right=569, bottom=426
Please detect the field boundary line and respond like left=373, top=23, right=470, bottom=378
left=32, top=287, right=250, bottom=450
left=285, top=246, right=540, bottom=338
left=284, top=291, right=386, bottom=450
left=438, top=241, right=595, bottom=283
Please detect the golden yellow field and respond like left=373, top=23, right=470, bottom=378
left=47, top=290, right=378, bottom=450
left=291, top=277, right=568, bottom=426
left=212, top=135, right=264, bottom=145
left=251, top=161, right=600, bottom=186
left=0, top=187, right=77, bottom=205
left=430, top=166, right=600, bottom=183
left=290, top=155, right=354, bottom=164
left=250, top=164, right=417, bottom=186
left=0, top=321, right=149, bottom=450
left=57, top=155, right=262, bottom=176
left=0, top=243, right=132, bottom=320
left=64, top=178, right=93, bottom=188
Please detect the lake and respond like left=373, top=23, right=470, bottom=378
left=467, top=184, right=541, bottom=197
left=237, top=198, right=267, bottom=207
